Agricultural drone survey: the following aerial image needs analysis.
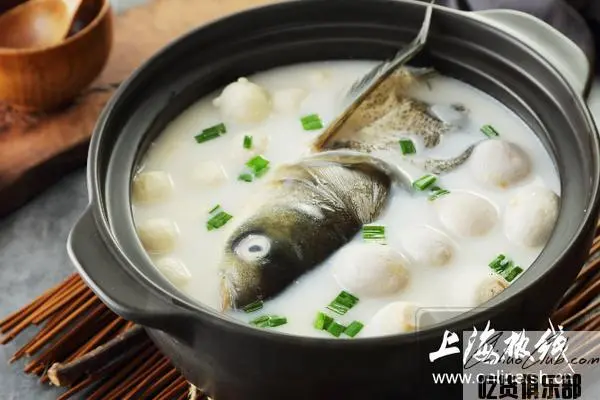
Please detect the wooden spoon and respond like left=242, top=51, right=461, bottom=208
left=0, top=0, right=87, bottom=49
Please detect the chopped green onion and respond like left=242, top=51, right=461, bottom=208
left=208, top=204, right=221, bottom=214
left=250, top=315, right=287, bottom=328
left=489, top=254, right=509, bottom=273
left=238, top=155, right=270, bottom=184
left=344, top=321, right=364, bottom=338
left=326, top=291, right=359, bottom=316
left=399, top=139, right=416, bottom=155
left=267, top=316, right=288, bottom=328
left=246, top=155, right=270, bottom=176
left=242, top=300, right=263, bottom=313
left=481, top=124, right=499, bottom=138
left=362, top=225, right=386, bottom=241
left=301, top=114, right=324, bottom=131
left=326, top=321, right=346, bottom=337
left=488, top=254, right=523, bottom=283
left=194, top=123, right=227, bottom=143
left=206, top=210, right=233, bottom=231
left=503, top=266, right=524, bottom=283
left=238, top=173, right=254, bottom=182
left=254, top=165, right=270, bottom=178
left=249, top=315, right=270, bottom=327
left=428, top=188, right=450, bottom=201
left=243, top=135, right=253, bottom=149
left=314, top=312, right=334, bottom=330
left=413, top=174, right=437, bottom=191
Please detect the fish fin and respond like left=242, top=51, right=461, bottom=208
left=358, top=97, right=447, bottom=149
left=312, top=70, right=443, bottom=152
left=411, top=142, right=478, bottom=174
left=312, top=2, right=434, bottom=152
left=340, top=1, right=433, bottom=107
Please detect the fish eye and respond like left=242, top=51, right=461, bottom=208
left=234, top=234, right=271, bottom=262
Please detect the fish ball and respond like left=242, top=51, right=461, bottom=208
left=475, top=276, right=508, bottom=305
left=132, top=171, right=173, bottom=204
left=363, top=302, right=431, bottom=336
left=155, top=257, right=191, bottom=285
left=435, top=192, right=498, bottom=237
left=332, top=243, right=409, bottom=297
left=504, top=186, right=560, bottom=247
left=272, top=88, right=307, bottom=114
left=137, top=218, right=178, bottom=253
left=402, top=226, right=454, bottom=267
left=308, top=70, right=330, bottom=87
left=213, top=77, right=272, bottom=123
left=192, top=161, right=228, bottom=187
left=469, top=140, right=531, bottom=188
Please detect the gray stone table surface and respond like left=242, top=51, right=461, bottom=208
left=2, top=2, right=600, bottom=397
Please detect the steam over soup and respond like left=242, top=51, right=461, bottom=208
left=131, top=61, right=560, bottom=338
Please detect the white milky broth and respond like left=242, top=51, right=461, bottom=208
left=131, top=61, right=560, bottom=338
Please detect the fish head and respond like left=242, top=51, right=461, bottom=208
left=218, top=208, right=315, bottom=310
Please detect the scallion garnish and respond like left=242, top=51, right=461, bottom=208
left=326, top=321, right=346, bottom=337
left=249, top=315, right=269, bottom=327
left=413, top=174, right=437, bottom=191
left=503, top=266, right=524, bottom=283
left=238, top=155, right=271, bottom=183
left=194, top=123, right=227, bottom=143
left=428, top=187, right=450, bottom=201
left=242, top=300, right=263, bottom=313
left=250, top=315, right=287, bottom=328
left=238, top=173, right=253, bottom=182
left=362, top=225, right=386, bottom=242
left=246, top=155, right=270, bottom=176
left=326, top=291, right=359, bottom=316
left=344, top=321, right=364, bottom=338
left=489, top=254, right=510, bottom=273
left=399, top=139, right=416, bottom=155
left=206, top=206, right=233, bottom=231
left=314, top=312, right=334, bottom=330
left=267, top=316, right=288, bottom=328
left=488, top=254, right=523, bottom=283
left=208, top=204, right=221, bottom=214
left=481, top=124, right=499, bottom=138
left=301, top=114, right=324, bottom=131
left=243, top=135, right=253, bottom=149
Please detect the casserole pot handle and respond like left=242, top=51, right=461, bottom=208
left=68, top=208, right=192, bottom=331
left=470, top=9, right=591, bottom=96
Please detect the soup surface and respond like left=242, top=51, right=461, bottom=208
left=131, top=61, right=560, bottom=338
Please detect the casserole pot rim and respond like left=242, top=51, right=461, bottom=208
left=84, top=0, right=600, bottom=346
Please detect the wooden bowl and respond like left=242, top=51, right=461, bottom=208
left=0, top=0, right=113, bottom=111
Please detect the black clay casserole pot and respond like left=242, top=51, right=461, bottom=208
left=69, top=0, right=600, bottom=398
